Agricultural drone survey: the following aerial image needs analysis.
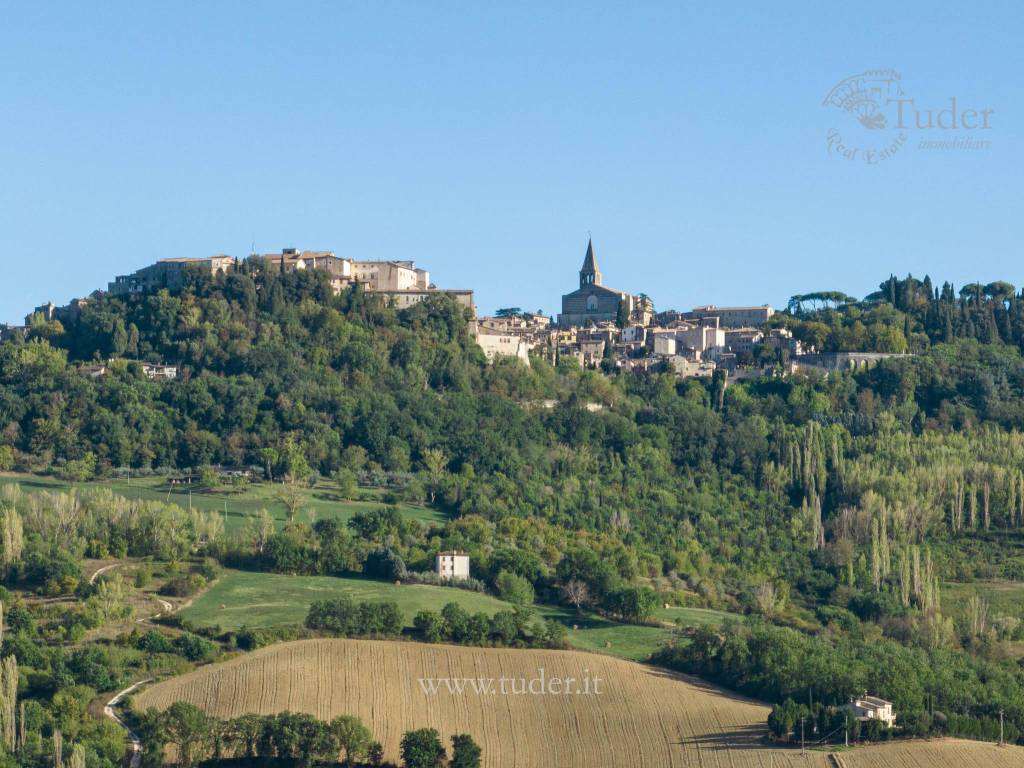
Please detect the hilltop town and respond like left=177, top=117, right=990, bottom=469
left=1, top=240, right=1024, bottom=766
left=4, top=240, right=905, bottom=382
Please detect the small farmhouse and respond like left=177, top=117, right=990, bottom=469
left=841, top=695, right=896, bottom=728
left=435, top=551, right=471, bottom=581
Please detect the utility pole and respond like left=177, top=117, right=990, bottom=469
left=1000, top=708, right=1004, bottom=746
left=800, top=718, right=805, bottom=754
left=810, top=687, right=817, bottom=734
left=845, top=718, right=849, bottom=748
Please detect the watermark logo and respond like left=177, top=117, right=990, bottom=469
left=417, top=667, right=603, bottom=696
left=822, top=69, right=993, bottom=164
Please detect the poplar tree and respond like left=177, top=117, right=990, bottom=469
left=0, top=654, right=17, bottom=751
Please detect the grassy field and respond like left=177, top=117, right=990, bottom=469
left=554, top=614, right=673, bottom=661
left=540, top=604, right=725, bottom=661
left=182, top=570, right=731, bottom=662
left=0, top=471, right=446, bottom=531
left=655, top=604, right=731, bottom=626
left=181, top=570, right=511, bottom=630
left=135, top=638, right=1024, bottom=768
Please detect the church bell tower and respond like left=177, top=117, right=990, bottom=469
left=579, top=238, right=602, bottom=288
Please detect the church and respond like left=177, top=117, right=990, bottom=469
left=557, top=240, right=647, bottom=328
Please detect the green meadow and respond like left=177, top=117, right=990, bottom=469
left=0, top=472, right=446, bottom=531
left=180, top=570, right=510, bottom=630
left=181, top=569, right=734, bottom=662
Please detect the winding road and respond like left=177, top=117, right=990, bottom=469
left=104, top=680, right=151, bottom=768
left=89, top=561, right=175, bottom=621
left=89, top=562, right=120, bottom=585
left=94, top=562, right=179, bottom=763
left=136, top=596, right=174, bottom=623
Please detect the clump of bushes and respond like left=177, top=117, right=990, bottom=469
left=406, top=570, right=487, bottom=592
left=412, top=602, right=566, bottom=649
left=133, top=629, right=220, bottom=662
left=304, top=596, right=404, bottom=638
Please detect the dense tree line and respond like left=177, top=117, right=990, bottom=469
left=410, top=602, right=566, bottom=649
left=133, top=702, right=482, bottom=768
left=304, top=597, right=404, bottom=638
left=781, top=274, right=1024, bottom=355
left=656, top=619, right=1024, bottom=742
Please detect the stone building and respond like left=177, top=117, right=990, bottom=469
left=374, top=288, right=475, bottom=312
left=557, top=240, right=643, bottom=328
left=352, top=260, right=429, bottom=292
left=686, top=304, right=775, bottom=328
left=262, top=248, right=354, bottom=293
left=109, top=256, right=235, bottom=296
left=351, top=259, right=473, bottom=312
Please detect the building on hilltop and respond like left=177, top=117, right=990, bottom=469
left=371, top=287, right=475, bottom=312
left=352, top=260, right=430, bottom=292
left=261, top=248, right=353, bottom=293
left=0, top=324, right=28, bottom=342
left=109, top=255, right=235, bottom=296
left=350, top=259, right=475, bottom=311
left=255, top=251, right=474, bottom=310
left=471, top=313, right=550, bottom=364
left=686, top=304, right=775, bottom=328
left=104, top=250, right=473, bottom=312
left=475, top=331, right=533, bottom=363
left=26, top=297, right=93, bottom=327
left=557, top=240, right=648, bottom=328
left=272, top=248, right=352, bottom=278
left=27, top=302, right=56, bottom=325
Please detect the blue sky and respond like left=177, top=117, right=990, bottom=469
left=1, top=2, right=1020, bottom=323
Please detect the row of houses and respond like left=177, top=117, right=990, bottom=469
left=474, top=311, right=912, bottom=381
left=473, top=308, right=804, bottom=380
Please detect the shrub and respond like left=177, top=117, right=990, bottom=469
left=173, top=632, right=219, bottom=662
left=495, top=570, right=535, bottom=606
left=160, top=573, right=207, bottom=597
left=305, top=597, right=403, bottom=638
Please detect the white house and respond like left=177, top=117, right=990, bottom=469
left=653, top=334, right=677, bottom=357
left=436, top=551, right=471, bottom=581
left=476, top=331, right=533, bottom=363
left=621, top=325, right=647, bottom=343
left=841, top=696, right=896, bottom=727
left=143, top=363, right=179, bottom=381
left=676, top=323, right=726, bottom=356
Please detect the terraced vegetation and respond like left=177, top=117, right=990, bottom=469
left=135, top=639, right=1024, bottom=768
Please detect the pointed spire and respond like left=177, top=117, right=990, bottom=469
left=582, top=238, right=597, bottom=272
left=579, top=238, right=601, bottom=288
